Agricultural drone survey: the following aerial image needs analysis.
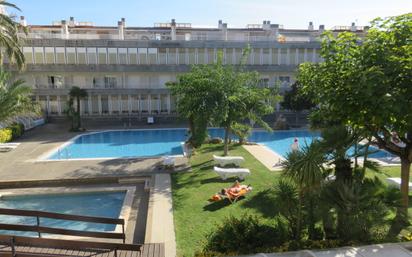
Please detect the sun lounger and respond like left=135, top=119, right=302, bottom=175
left=0, top=143, right=20, bottom=152
left=147, top=116, right=154, bottom=124
left=162, top=156, right=175, bottom=169
left=386, top=177, right=412, bottom=190
left=213, top=166, right=250, bottom=180
left=213, top=155, right=245, bottom=167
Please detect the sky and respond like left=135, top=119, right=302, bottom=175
left=9, top=0, right=412, bottom=29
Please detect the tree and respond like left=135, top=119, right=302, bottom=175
left=281, top=81, right=315, bottom=126
left=299, top=13, right=412, bottom=220
left=0, top=69, right=38, bottom=123
left=0, top=1, right=25, bottom=69
left=216, top=66, right=274, bottom=155
left=68, top=86, right=87, bottom=131
left=281, top=142, right=326, bottom=240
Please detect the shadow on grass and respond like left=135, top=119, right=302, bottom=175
left=241, top=188, right=277, bottom=218
left=200, top=177, right=238, bottom=184
left=203, top=197, right=246, bottom=212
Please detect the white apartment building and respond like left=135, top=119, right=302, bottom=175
left=10, top=17, right=367, bottom=118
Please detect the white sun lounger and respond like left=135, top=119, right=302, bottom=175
left=214, top=166, right=250, bottom=180
left=0, top=143, right=20, bottom=152
left=386, top=177, right=412, bottom=190
left=213, top=155, right=245, bottom=167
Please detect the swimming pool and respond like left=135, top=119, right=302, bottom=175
left=0, top=191, right=126, bottom=236
left=46, top=128, right=392, bottom=160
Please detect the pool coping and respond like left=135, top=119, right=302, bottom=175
left=0, top=186, right=136, bottom=239
left=36, top=128, right=189, bottom=162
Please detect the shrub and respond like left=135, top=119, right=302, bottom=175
left=231, top=123, right=252, bottom=144
left=0, top=128, right=13, bottom=143
left=9, top=123, right=24, bottom=139
left=202, top=215, right=289, bottom=255
left=206, top=137, right=223, bottom=144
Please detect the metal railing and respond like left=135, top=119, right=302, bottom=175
left=0, top=208, right=126, bottom=243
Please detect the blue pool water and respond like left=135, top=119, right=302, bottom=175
left=48, top=128, right=392, bottom=160
left=0, top=191, right=125, bottom=236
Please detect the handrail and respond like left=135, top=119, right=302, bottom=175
left=0, top=235, right=142, bottom=256
left=0, top=208, right=124, bottom=225
left=0, top=223, right=125, bottom=240
left=0, top=208, right=126, bottom=242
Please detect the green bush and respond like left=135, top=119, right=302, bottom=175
left=9, top=123, right=24, bottom=139
left=202, top=215, right=289, bottom=255
left=231, top=123, right=252, bottom=144
left=0, top=128, right=13, bottom=143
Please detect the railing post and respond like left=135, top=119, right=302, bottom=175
left=36, top=216, right=41, bottom=238
left=10, top=236, right=16, bottom=257
left=122, top=222, right=125, bottom=243
left=114, top=248, right=118, bottom=257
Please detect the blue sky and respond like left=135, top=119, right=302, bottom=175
left=9, top=0, right=412, bottom=29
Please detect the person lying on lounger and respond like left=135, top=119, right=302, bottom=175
left=210, top=181, right=252, bottom=202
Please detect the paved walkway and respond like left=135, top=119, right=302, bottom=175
left=242, top=144, right=284, bottom=171
left=145, top=174, right=176, bottom=257
left=0, top=123, right=188, bottom=182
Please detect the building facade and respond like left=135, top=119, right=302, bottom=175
left=12, top=17, right=367, bottom=118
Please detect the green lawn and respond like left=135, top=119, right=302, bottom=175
left=171, top=143, right=403, bottom=256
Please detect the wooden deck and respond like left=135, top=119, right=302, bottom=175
left=0, top=236, right=164, bottom=257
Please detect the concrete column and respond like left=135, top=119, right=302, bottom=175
left=286, top=48, right=290, bottom=65
left=185, top=48, right=189, bottom=64
left=176, top=48, right=179, bottom=64
left=313, top=48, right=317, bottom=62
left=167, top=94, right=171, bottom=114
left=46, top=95, right=50, bottom=115
left=195, top=48, right=198, bottom=64
left=260, top=48, right=263, bottom=65
left=57, top=95, right=62, bottom=115
left=250, top=48, right=254, bottom=65
left=277, top=48, right=281, bottom=65
left=222, top=23, right=228, bottom=40
left=166, top=48, right=169, bottom=64
left=295, top=48, right=299, bottom=65
left=122, top=73, right=126, bottom=88
left=213, top=48, right=217, bottom=63
left=128, top=94, right=132, bottom=113
left=108, top=95, right=112, bottom=114
left=148, top=95, right=152, bottom=114
left=118, top=94, right=122, bottom=113
left=61, top=20, right=69, bottom=39
left=205, top=48, right=208, bottom=64
left=269, top=48, right=273, bottom=65
left=88, top=96, right=92, bottom=115
left=158, top=94, right=161, bottom=113
left=98, top=95, right=102, bottom=115
left=138, top=94, right=141, bottom=114
left=232, top=48, right=235, bottom=64
left=304, top=48, right=308, bottom=62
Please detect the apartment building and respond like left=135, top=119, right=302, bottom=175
left=12, top=17, right=367, bottom=117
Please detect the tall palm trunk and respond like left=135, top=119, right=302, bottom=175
left=223, top=126, right=230, bottom=156
left=76, top=96, right=81, bottom=129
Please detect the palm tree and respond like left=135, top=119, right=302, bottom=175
left=281, top=141, right=326, bottom=240
left=68, top=86, right=87, bottom=130
left=0, top=69, right=38, bottom=123
left=0, top=0, right=25, bottom=69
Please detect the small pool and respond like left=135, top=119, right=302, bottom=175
left=0, top=191, right=126, bottom=236
left=46, top=128, right=392, bottom=160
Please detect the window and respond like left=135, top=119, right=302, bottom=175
left=118, top=48, right=128, bottom=64
left=55, top=47, right=65, bottom=64
left=98, top=48, right=107, bottom=64
left=306, top=49, right=314, bottom=62
left=23, top=47, right=33, bottom=64
left=111, top=95, right=119, bottom=114
left=138, top=48, right=147, bottom=64
left=87, top=48, right=97, bottom=64
left=101, top=95, right=109, bottom=114
left=108, top=48, right=118, bottom=64
left=151, top=95, right=159, bottom=114
left=297, top=49, right=305, bottom=64
left=160, top=94, right=168, bottom=113
left=253, top=48, right=260, bottom=65
left=290, top=48, right=297, bottom=65
left=45, top=47, right=54, bottom=64
left=262, top=48, right=270, bottom=65
left=34, top=47, right=44, bottom=64
left=226, top=48, right=234, bottom=65
left=75, top=47, right=85, bottom=64
left=48, top=75, right=63, bottom=88
left=104, top=76, right=117, bottom=88
left=148, top=48, right=157, bottom=64
left=234, top=48, right=243, bottom=64
left=188, top=48, right=196, bottom=64
left=66, top=47, right=76, bottom=64
left=128, top=48, right=137, bottom=64
left=280, top=48, right=288, bottom=64
left=259, top=78, right=270, bottom=87
left=178, top=48, right=186, bottom=65
left=158, top=48, right=167, bottom=64
left=206, top=48, right=214, bottom=64
left=131, top=95, right=139, bottom=113
left=121, top=95, right=129, bottom=114
left=168, top=48, right=177, bottom=64
left=272, top=48, right=279, bottom=65
left=198, top=48, right=205, bottom=64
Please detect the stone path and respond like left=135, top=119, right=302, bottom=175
left=242, top=144, right=284, bottom=171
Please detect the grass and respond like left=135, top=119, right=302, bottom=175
left=171, top=143, right=404, bottom=256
